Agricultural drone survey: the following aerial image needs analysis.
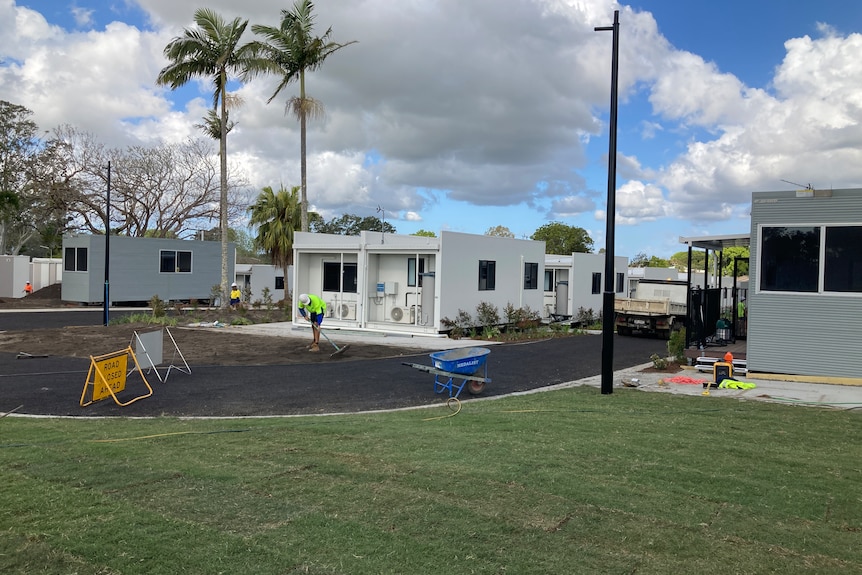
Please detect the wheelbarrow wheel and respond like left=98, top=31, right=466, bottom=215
left=466, top=379, right=486, bottom=395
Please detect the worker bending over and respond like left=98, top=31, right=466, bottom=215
left=297, top=293, right=327, bottom=352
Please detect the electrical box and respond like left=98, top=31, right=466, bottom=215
left=376, top=281, right=398, bottom=295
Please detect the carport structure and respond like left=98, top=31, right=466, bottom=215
left=678, top=233, right=750, bottom=359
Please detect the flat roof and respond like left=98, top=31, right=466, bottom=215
left=679, top=233, right=750, bottom=251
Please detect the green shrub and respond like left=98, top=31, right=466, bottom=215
left=441, top=309, right=474, bottom=339
left=650, top=353, right=669, bottom=370
left=149, top=295, right=166, bottom=318
left=476, top=301, right=500, bottom=327
left=261, top=287, right=274, bottom=310
left=109, top=313, right=177, bottom=327
left=668, top=327, right=686, bottom=363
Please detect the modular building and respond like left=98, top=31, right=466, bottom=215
left=292, top=230, right=547, bottom=335
left=748, top=188, right=862, bottom=378
left=543, top=253, right=629, bottom=320
left=234, top=263, right=293, bottom=305
left=61, top=235, right=233, bottom=304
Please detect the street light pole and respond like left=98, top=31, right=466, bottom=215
left=103, top=161, right=111, bottom=326
left=595, top=10, right=620, bottom=395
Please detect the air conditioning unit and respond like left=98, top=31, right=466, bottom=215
left=390, top=306, right=412, bottom=324
left=326, top=302, right=336, bottom=318
left=338, top=303, right=357, bottom=320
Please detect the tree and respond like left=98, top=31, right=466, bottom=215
left=312, top=213, right=396, bottom=235
left=157, top=8, right=256, bottom=306
left=248, top=185, right=302, bottom=284
left=412, top=229, right=436, bottom=237
left=716, top=246, right=750, bottom=277
left=670, top=250, right=706, bottom=271
left=249, top=0, right=356, bottom=232
left=485, top=225, right=515, bottom=238
left=43, top=126, right=245, bottom=240
left=630, top=252, right=670, bottom=268
left=0, top=100, right=39, bottom=254
left=531, top=222, right=593, bottom=254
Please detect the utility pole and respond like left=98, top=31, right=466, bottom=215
left=103, top=161, right=111, bottom=326
left=595, top=10, right=620, bottom=394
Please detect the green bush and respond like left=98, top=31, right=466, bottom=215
left=149, top=295, right=166, bottom=318
left=441, top=309, right=474, bottom=339
left=476, top=301, right=500, bottom=327
left=109, top=313, right=178, bottom=327
left=650, top=353, right=668, bottom=370
left=668, top=327, right=686, bottom=363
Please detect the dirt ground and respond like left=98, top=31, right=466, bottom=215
left=0, top=284, right=428, bottom=365
left=0, top=323, right=431, bottom=365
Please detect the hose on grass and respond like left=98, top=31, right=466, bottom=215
left=0, top=428, right=252, bottom=449
left=422, top=397, right=462, bottom=421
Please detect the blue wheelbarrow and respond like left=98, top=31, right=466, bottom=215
left=403, top=347, right=492, bottom=398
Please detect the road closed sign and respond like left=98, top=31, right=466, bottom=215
left=91, top=352, right=128, bottom=401
left=81, top=346, right=152, bottom=407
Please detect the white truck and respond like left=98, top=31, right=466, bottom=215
left=614, top=279, right=688, bottom=339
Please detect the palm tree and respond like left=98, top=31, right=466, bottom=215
left=248, top=185, right=302, bottom=294
left=156, top=8, right=255, bottom=307
left=248, top=0, right=356, bottom=232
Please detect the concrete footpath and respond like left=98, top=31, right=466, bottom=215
left=572, top=365, right=862, bottom=411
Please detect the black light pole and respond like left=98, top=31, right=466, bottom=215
left=103, top=161, right=111, bottom=326
left=595, top=10, right=620, bottom=394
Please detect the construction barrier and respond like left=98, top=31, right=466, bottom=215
left=80, top=346, right=153, bottom=407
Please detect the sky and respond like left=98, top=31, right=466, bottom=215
left=3, top=0, right=862, bottom=259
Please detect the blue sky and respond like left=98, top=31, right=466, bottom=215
left=4, top=0, right=862, bottom=259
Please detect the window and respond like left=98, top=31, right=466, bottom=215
left=407, top=257, right=426, bottom=287
left=275, top=276, right=285, bottom=290
left=524, top=262, right=538, bottom=290
left=591, top=272, right=602, bottom=295
left=64, top=247, right=88, bottom=272
left=825, top=226, right=862, bottom=292
left=323, top=262, right=358, bottom=293
left=478, top=260, right=496, bottom=290
left=616, top=272, right=625, bottom=294
left=759, top=226, right=820, bottom=292
left=160, top=250, right=192, bottom=273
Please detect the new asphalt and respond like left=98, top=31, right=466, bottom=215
left=4, top=310, right=860, bottom=418
left=0, top=310, right=669, bottom=417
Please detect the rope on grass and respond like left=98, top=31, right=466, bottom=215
left=422, top=397, right=462, bottom=421
left=88, top=428, right=252, bottom=443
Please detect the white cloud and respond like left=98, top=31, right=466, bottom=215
left=653, top=31, right=862, bottom=220
left=71, top=6, right=94, bottom=28
left=3, top=0, right=862, bottom=244
left=613, top=180, right=668, bottom=224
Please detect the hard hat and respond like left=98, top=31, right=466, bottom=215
left=299, top=293, right=310, bottom=305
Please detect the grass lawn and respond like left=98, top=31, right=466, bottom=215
left=2, top=387, right=860, bottom=574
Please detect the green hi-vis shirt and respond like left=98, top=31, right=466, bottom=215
left=299, top=294, right=326, bottom=315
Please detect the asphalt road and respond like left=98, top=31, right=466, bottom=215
left=0, top=311, right=668, bottom=417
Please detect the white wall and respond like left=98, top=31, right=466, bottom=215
left=0, top=255, right=30, bottom=298
left=438, top=231, right=545, bottom=326
left=235, top=264, right=291, bottom=305
left=543, top=254, right=629, bottom=319
left=30, top=258, right=62, bottom=292
left=292, top=230, right=545, bottom=333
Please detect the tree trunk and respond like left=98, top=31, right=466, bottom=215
left=219, top=79, right=230, bottom=309
left=299, top=69, right=309, bottom=233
